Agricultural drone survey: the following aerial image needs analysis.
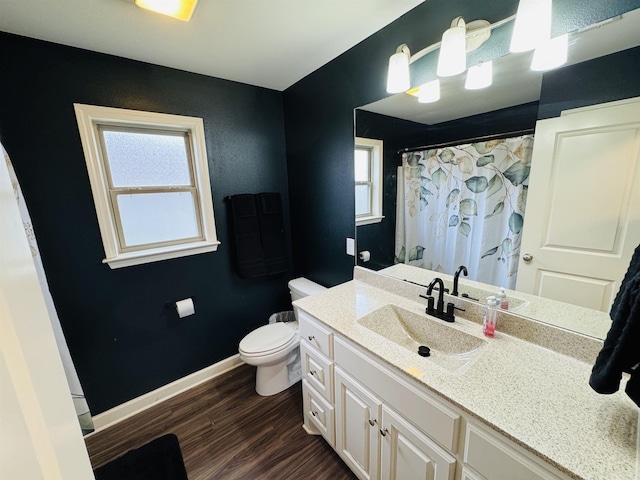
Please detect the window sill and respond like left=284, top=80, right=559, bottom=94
left=104, top=240, right=221, bottom=269
left=356, top=215, right=384, bottom=227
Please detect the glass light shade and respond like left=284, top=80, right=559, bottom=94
left=437, top=19, right=467, bottom=77
left=531, top=34, right=568, bottom=71
left=418, top=80, right=441, bottom=103
left=509, top=0, right=552, bottom=53
left=386, top=50, right=411, bottom=93
left=135, top=0, right=198, bottom=21
left=465, top=61, right=493, bottom=90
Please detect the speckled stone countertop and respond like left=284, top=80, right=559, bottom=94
left=293, top=274, right=638, bottom=480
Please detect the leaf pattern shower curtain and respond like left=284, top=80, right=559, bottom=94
left=3, top=145, right=94, bottom=434
left=395, top=134, right=534, bottom=290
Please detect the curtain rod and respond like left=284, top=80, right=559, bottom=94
left=397, top=128, right=535, bottom=155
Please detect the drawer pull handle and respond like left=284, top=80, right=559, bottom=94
left=310, top=370, right=317, bottom=376
left=308, top=335, right=315, bottom=341
left=380, top=428, right=389, bottom=437
left=368, top=419, right=377, bottom=427
left=311, top=410, right=318, bottom=417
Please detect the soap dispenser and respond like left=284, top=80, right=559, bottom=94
left=497, top=287, right=509, bottom=310
left=483, top=296, right=499, bottom=338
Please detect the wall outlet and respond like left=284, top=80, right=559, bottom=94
left=346, top=237, right=355, bottom=256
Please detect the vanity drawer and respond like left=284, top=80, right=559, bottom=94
left=300, top=341, right=334, bottom=402
left=464, top=423, right=562, bottom=480
left=298, top=310, right=333, bottom=359
left=302, top=379, right=335, bottom=447
left=334, top=336, right=460, bottom=453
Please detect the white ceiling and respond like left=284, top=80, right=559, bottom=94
left=0, top=0, right=425, bottom=91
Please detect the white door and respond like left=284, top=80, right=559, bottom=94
left=334, top=366, right=382, bottom=480
left=379, top=406, right=456, bottom=480
left=516, top=98, right=640, bottom=311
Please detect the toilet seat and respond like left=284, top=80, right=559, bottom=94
left=239, top=322, right=297, bottom=356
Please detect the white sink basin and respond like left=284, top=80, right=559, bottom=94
left=357, top=304, right=487, bottom=372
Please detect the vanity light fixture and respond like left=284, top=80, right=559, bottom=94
left=386, top=44, right=411, bottom=93
left=465, top=61, right=493, bottom=90
left=436, top=17, right=468, bottom=77
left=135, top=0, right=198, bottom=21
left=418, top=79, right=441, bottom=103
left=509, top=0, right=553, bottom=53
left=530, top=33, right=569, bottom=71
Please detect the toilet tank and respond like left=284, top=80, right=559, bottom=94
left=288, top=277, right=326, bottom=302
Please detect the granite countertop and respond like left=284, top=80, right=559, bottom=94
left=294, top=277, right=638, bottom=480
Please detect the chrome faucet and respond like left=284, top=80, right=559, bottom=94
left=425, top=277, right=455, bottom=322
left=452, top=265, right=468, bottom=297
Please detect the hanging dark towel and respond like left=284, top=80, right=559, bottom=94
left=590, top=244, right=640, bottom=406
left=227, top=193, right=289, bottom=278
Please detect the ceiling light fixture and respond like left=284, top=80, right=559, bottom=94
left=530, top=33, right=569, bottom=71
left=509, top=0, right=553, bottom=53
left=465, top=61, right=493, bottom=90
left=135, top=0, right=198, bottom=21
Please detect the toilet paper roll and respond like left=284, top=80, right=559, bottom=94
left=176, top=298, right=195, bottom=318
left=359, top=251, right=371, bottom=262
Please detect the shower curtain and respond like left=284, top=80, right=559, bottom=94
left=395, top=134, right=534, bottom=290
left=3, top=145, right=94, bottom=434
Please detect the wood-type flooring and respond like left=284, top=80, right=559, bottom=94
left=85, top=363, right=356, bottom=480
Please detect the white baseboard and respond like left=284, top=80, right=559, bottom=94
left=88, top=354, right=244, bottom=434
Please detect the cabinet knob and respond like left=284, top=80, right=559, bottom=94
left=309, top=370, right=317, bottom=376
left=308, top=335, right=315, bottom=341
left=311, top=410, right=318, bottom=417
left=380, top=428, right=389, bottom=437
left=368, top=419, right=377, bottom=427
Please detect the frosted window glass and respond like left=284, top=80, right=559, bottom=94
left=355, top=185, right=371, bottom=216
left=355, top=149, right=371, bottom=182
left=117, top=192, right=200, bottom=247
left=102, top=129, right=192, bottom=187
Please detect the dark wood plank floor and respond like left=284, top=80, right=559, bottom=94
left=85, top=363, right=356, bottom=480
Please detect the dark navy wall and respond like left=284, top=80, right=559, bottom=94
left=0, top=33, right=292, bottom=414
left=282, top=0, right=640, bottom=288
left=539, top=46, right=640, bottom=118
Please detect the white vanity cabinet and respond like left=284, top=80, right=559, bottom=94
left=334, top=366, right=382, bottom=480
left=297, top=309, right=569, bottom=480
left=299, top=310, right=335, bottom=447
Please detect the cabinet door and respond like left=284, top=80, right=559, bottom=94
left=335, top=367, right=382, bottom=480
left=380, top=406, right=455, bottom=480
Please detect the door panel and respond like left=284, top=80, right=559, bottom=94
left=517, top=98, right=640, bottom=311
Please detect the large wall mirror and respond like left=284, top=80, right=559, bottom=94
left=354, top=9, right=640, bottom=340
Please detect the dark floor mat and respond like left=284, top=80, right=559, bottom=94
left=94, top=433, right=188, bottom=480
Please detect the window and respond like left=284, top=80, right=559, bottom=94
left=74, top=104, right=220, bottom=268
left=355, top=137, right=384, bottom=226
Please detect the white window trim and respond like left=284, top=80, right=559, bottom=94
left=355, top=137, right=384, bottom=226
left=74, top=103, right=220, bottom=269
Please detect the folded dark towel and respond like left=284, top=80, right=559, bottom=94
left=227, top=194, right=268, bottom=278
left=590, top=244, right=640, bottom=406
left=227, top=193, right=289, bottom=278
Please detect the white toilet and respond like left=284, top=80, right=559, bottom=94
left=238, top=277, right=326, bottom=396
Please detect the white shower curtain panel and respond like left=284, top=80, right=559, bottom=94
left=395, top=135, right=534, bottom=290
left=3, top=145, right=94, bottom=434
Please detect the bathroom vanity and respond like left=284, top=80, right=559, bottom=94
left=293, top=268, right=638, bottom=480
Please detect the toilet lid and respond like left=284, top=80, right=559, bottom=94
left=239, top=323, right=296, bottom=354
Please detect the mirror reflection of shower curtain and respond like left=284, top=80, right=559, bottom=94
left=394, top=134, right=534, bottom=290
left=3, top=145, right=94, bottom=434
